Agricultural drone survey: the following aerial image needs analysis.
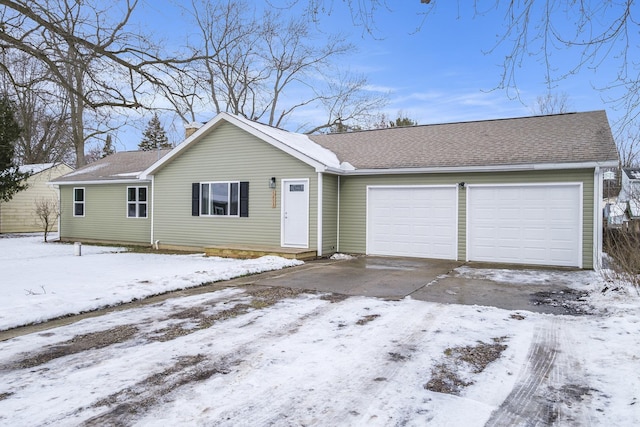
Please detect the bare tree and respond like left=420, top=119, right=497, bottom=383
left=304, top=71, right=388, bottom=134
left=169, top=0, right=386, bottom=133
left=530, top=92, right=571, bottom=115
left=618, top=131, right=640, bottom=169
left=0, top=50, right=74, bottom=165
left=34, top=197, right=59, bottom=242
left=0, top=0, right=197, bottom=166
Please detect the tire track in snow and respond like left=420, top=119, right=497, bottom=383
left=231, top=303, right=451, bottom=427
left=485, top=318, right=560, bottom=426
left=485, top=317, right=592, bottom=427
left=25, top=293, right=337, bottom=426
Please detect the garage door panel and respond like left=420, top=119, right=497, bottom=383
left=368, top=186, right=457, bottom=259
left=468, top=184, right=581, bottom=267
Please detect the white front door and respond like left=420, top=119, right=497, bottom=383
left=282, top=179, right=309, bottom=248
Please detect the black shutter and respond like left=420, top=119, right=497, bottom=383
left=191, top=183, right=200, bottom=216
left=240, top=181, right=249, bottom=217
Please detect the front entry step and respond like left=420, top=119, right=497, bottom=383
left=204, top=245, right=317, bottom=261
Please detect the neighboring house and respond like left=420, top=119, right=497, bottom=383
left=618, top=168, right=640, bottom=202
left=0, top=163, right=74, bottom=233
left=606, top=169, right=640, bottom=230
left=52, top=110, right=618, bottom=269
left=604, top=201, right=628, bottom=228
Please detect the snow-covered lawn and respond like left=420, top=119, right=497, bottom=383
left=0, top=234, right=302, bottom=330
left=0, top=235, right=639, bottom=425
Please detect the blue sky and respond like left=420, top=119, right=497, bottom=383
left=114, top=1, right=626, bottom=151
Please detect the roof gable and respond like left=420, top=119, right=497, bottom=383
left=309, top=110, right=618, bottom=170
left=142, top=112, right=345, bottom=178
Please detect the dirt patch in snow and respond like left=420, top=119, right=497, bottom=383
left=84, top=353, right=239, bottom=426
left=148, top=286, right=311, bottom=342
left=319, top=293, right=350, bottom=303
left=4, top=325, right=138, bottom=370
left=0, top=392, right=13, bottom=401
left=530, top=287, right=592, bottom=315
left=2, top=287, right=316, bottom=371
left=424, top=337, right=508, bottom=395
left=356, top=314, right=380, bottom=325
left=388, top=351, right=411, bottom=362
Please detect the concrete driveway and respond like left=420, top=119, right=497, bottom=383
left=229, top=256, right=592, bottom=315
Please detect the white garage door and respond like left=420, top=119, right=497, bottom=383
left=367, top=186, right=458, bottom=259
left=467, top=184, right=582, bottom=267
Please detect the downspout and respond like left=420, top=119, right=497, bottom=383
left=594, top=166, right=603, bottom=270
left=317, top=172, right=323, bottom=257
left=150, top=175, right=155, bottom=248
left=337, top=175, right=341, bottom=253
left=56, top=185, right=61, bottom=239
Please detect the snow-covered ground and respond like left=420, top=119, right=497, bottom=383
left=0, top=235, right=639, bottom=426
left=0, top=234, right=302, bottom=330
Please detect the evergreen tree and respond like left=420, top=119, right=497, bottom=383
left=372, top=112, right=418, bottom=129
left=389, top=116, right=418, bottom=127
left=139, top=113, right=171, bottom=151
left=0, top=96, right=29, bottom=202
left=101, top=134, right=115, bottom=158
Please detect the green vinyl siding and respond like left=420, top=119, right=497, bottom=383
left=59, top=183, right=151, bottom=244
left=321, top=173, right=339, bottom=255
left=338, top=169, right=595, bottom=268
left=153, top=122, right=317, bottom=249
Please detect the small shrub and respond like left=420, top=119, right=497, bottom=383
left=34, top=198, right=59, bottom=242
left=602, top=228, right=640, bottom=293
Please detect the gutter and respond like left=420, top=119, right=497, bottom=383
left=47, top=179, right=152, bottom=186
left=321, top=160, right=619, bottom=176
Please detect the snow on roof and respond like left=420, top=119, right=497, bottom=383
left=63, top=162, right=108, bottom=178
left=19, top=163, right=55, bottom=174
left=232, top=114, right=343, bottom=169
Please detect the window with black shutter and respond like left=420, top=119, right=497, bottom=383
left=193, top=181, right=249, bottom=217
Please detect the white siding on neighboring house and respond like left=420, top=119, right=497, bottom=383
left=619, top=169, right=640, bottom=202
left=0, top=163, right=73, bottom=233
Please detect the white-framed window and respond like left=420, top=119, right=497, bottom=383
left=200, top=182, right=239, bottom=216
left=127, top=186, right=148, bottom=218
left=73, top=187, right=85, bottom=217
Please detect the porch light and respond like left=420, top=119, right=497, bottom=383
left=269, top=177, right=276, bottom=188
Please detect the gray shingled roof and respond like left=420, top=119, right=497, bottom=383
left=53, top=150, right=171, bottom=183
left=309, top=111, right=618, bottom=169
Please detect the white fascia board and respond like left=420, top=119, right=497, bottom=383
left=140, top=112, right=328, bottom=179
left=49, top=179, right=150, bottom=186
left=323, top=161, right=619, bottom=176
